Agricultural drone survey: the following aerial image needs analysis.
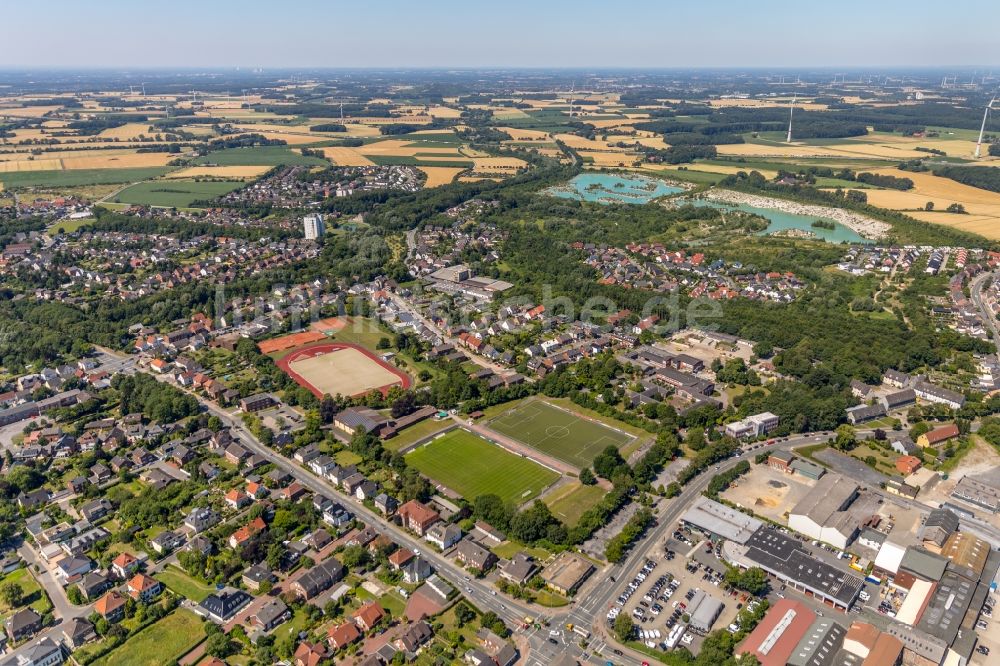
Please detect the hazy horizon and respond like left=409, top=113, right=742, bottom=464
left=6, top=0, right=999, bottom=70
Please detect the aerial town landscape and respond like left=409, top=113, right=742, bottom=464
left=3, top=2, right=1000, bottom=666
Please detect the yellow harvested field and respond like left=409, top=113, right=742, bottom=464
left=839, top=134, right=989, bottom=160
left=167, top=165, right=270, bottom=179
left=905, top=212, right=1000, bottom=238
left=346, top=116, right=432, bottom=125
left=857, top=167, right=1000, bottom=239
left=357, top=139, right=462, bottom=158
left=459, top=146, right=490, bottom=158
left=0, top=159, right=63, bottom=173
left=472, top=156, right=527, bottom=172
left=98, top=123, right=153, bottom=140
left=630, top=136, right=670, bottom=150
left=499, top=127, right=550, bottom=141
left=339, top=124, right=382, bottom=137
left=581, top=151, right=640, bottom=167
left=9, top=129, right=52, bottom=142
left=586, top=118, right=643, bottom=130
left=418, top=166, right=465, bottom=187
left=252, top=131, right=321, bottom=145
left=426, top=105, right=463, bottom=119
left=554, top=133, right=617, bottom=151
left=319, top=147, right=375, bottom=166
left=62, top=152, right=175, bottom=169
left=0, top=105, right=62, bottom=118
left=458, top=175, right=501, bottom=182
left=710, top=98, right=829, bottom=110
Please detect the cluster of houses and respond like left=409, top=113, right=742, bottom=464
left=10, top=195, right=90, bottom=221
left=846, top=368, right=967, bottom=425
left=211, top=164, right=423, bottom=211
left=580, top=243, right=805, bottom=303
left=10, top=231, right=318, bottom=304
left=835, top=245, right=926, bottom=276
left=406, top=220, right=505, bottom=280
left=619, top=345, right=718, bottom=413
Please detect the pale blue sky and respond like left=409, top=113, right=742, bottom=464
left=4, top=0, right=998, bottom=68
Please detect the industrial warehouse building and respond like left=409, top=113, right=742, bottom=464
left=686, top=589, right=724, bottom=633
left=737, top=599, right=818, bottom=666
left=680, top=496, right=763, bottom=544
left=725, top=527, right=864, bottom=611
left=787, top=474, right=860, bottom=550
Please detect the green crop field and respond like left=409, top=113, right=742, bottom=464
left=93, top=609, right=205, bottom=666
left=193, top=145, right=329, bottom=166
left=405, top=428, right=558, bottom=505
left=0, top=167, right=175, bottom=188
left=112, top=179, right=243, bottom=207
left=487, top=400, right=634, bottom=468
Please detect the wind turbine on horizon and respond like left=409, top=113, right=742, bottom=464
left=786, top=94, right=797, bottom=143
left=975, top=96, right=996, bottom=159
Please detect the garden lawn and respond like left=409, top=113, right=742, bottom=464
left=92, top=609, right=205, bottom=666
left=154, top=566, right=215, bottom=603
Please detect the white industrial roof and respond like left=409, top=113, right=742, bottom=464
left=874, top=541, right=907, bottom=575
left=680, top=496, right=764, bottom=544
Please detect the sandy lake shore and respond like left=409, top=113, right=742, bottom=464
left=704, top=189, right=891, bottom=240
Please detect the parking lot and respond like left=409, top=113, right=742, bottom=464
left=970, top=592, right=996, bottom=664
left=605, top=524, right=746, bottom=654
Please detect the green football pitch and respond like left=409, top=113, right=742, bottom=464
left=405, top=428, right=559, bottom=505
left=487, top=400, right=634, bottom=468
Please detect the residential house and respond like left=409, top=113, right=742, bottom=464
left=290, top=557, right=345, bottom=600
left=5, top=608, right=42, bottom=642
left=403, top=556, right=433, bottom=584
left=352, top=601, right=386, bottom=632
left=150, top=530, right=184, bottom=555
left=111, top=552, right=139, bottom=579
left=228, top=517, right=267, bottom=550
left=251, top=598, right=289, bottom=632
left=9, top=636, right=63, bottom=666
left=327, top=621, right=362, bottom=650
left=242, top=563, right=276, bottom=593
left=184, top=507, right=220, bottom=533
left=389, top=548, right=415, bottom=571
left=499, top=552, right=536, bottom=585
left=224, top=489, right=251, bottom=510
left=395, top=620, right=433, bottom=653
left=293, top=641, right=328, bottom=666
left=426, top=523, right=463, bottom=550
left=398, top=500, right=440, bottom=536
left=374, top=493, right=398, bottom=516
left=79, top=499, right=113, bottom=523
left=126, top=573, right=161, bottom=602
left=198, top=589, right=252, bottom=623
left=454, top=539, right=497, bottom=572
left=93, top=589, right=127, bottom=623
left=62, top=617, right=96, bottom=648
left=76, top=571, right=112, bottom=601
